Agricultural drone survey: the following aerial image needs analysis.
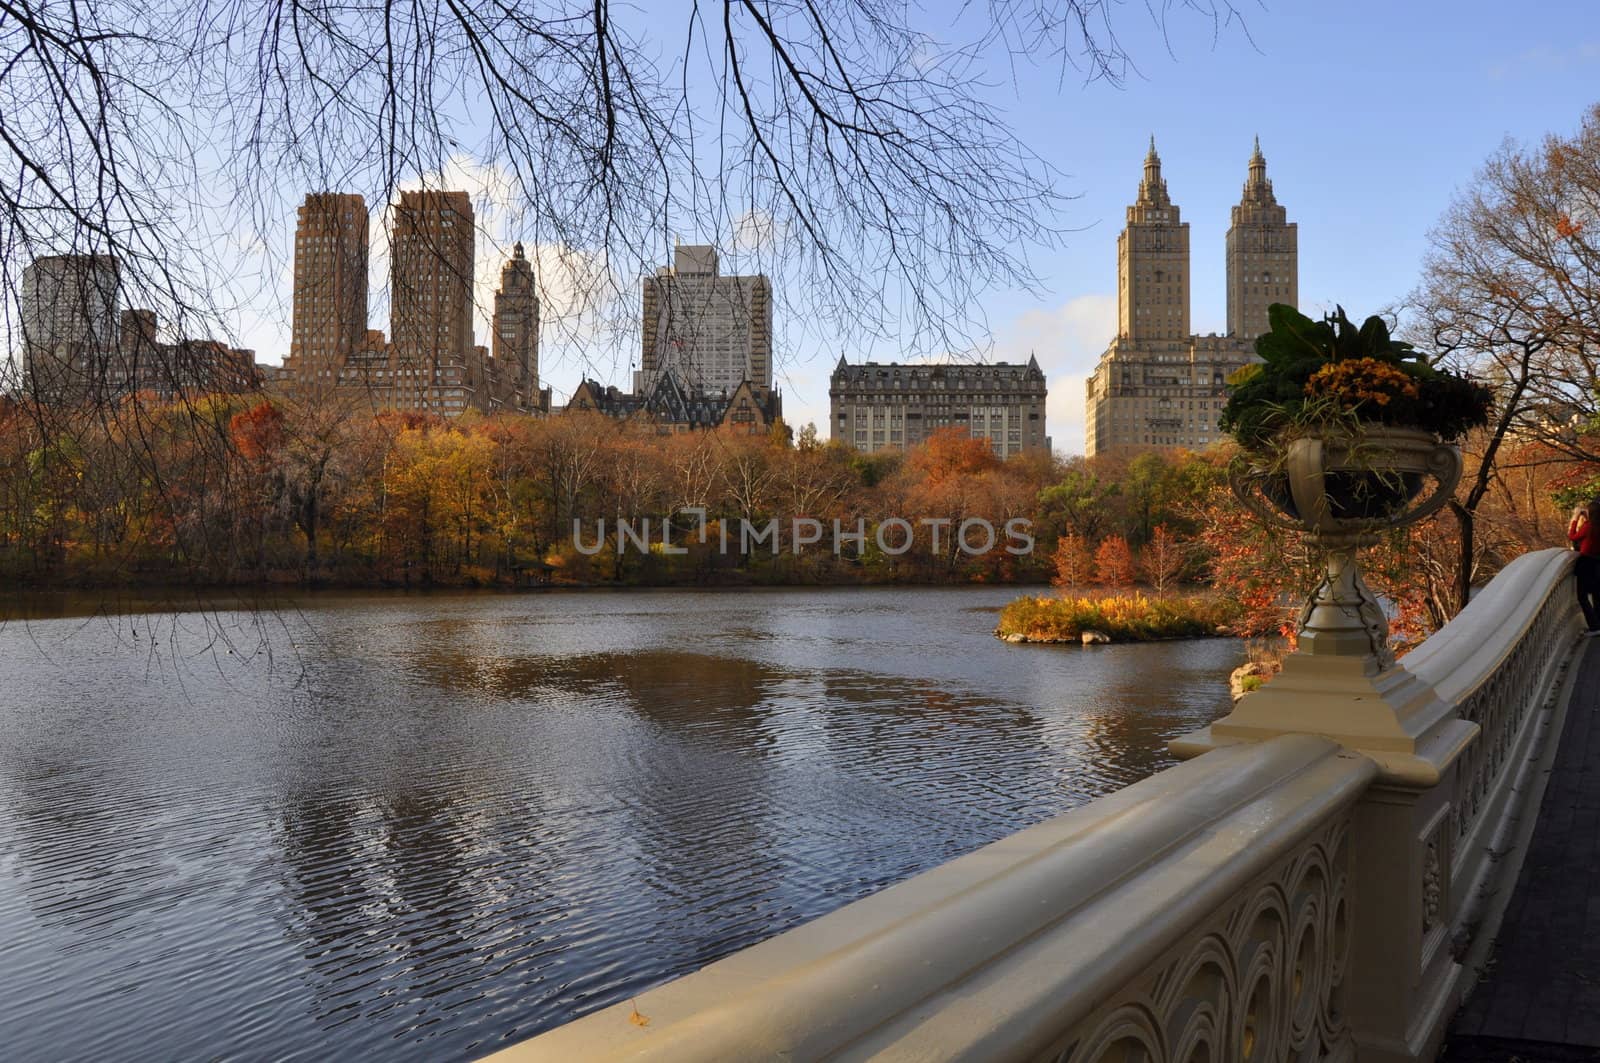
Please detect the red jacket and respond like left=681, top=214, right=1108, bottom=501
left=1570, top=516, right=1600, bottom=557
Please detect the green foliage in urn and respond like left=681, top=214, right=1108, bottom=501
left=1219, top=304, right=1494, bottom=449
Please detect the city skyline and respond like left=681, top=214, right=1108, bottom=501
left=213, top=5, right=1600, bottom=453
left=6, top=3, right=1596, bottom=455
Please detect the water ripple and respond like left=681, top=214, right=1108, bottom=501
left=0, top=586, right=1239, bottom=1061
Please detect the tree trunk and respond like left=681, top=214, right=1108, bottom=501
left=1450, top=499, right=1474, bottom=615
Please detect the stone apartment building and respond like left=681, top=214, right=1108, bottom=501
left=1084, top=138, right=1298, bottom=458
left=829, top=355, right=1048, bottom=458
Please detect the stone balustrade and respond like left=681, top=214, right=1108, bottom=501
left=485, top=548, right=1584, bottom=1063
left=1400, top=548, right=1581, bottom=946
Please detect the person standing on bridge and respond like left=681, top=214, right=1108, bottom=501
left=1568, top=499, right=1600, bottom=634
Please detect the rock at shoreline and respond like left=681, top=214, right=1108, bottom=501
left=1001, top=632, right=1027, bottom=644
left=1230, top=661, right=1269, bottom=700
left=1081, top=630, right=1111, bottom=645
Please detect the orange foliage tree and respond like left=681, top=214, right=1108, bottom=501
left=1094, top=535, right=1136, bottom=587
left=1051, top=532, right=1094, bottom=589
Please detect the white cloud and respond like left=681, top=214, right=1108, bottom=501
left=730, top=209, right=783, bottom=254
left=991, top=293, right=1116, bottom=457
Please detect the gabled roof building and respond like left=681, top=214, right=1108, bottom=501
left=566, top=368, right=782, bottom=436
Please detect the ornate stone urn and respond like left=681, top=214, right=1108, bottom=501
left=1230, top=426, right=1464, bottom=668
left=1172, top=425, right=1473, bottom=778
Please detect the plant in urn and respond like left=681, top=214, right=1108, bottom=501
left=1172, top=305, right=1493, bottom=768
left=1222, top=305, right=1490, bottom=667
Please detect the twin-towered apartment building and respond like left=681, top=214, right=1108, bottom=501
left=283, top=201, right=779, bottom=427
left=278, top=190, right=546, bottom=415
left=1083, top=138, right=1299, bottom=458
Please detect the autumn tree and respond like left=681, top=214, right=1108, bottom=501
left=905, top=428, right=1003, bottom=485
left=1038, top=461, right=1119, bottom=542
left=228, top=400, right=290, bottom=575
left=477, top=415, right=554, bottom=575
left=1051, top=533, right=1095, bottom=589
left=1142, top=524, right=1188, bottom=593
left=1094, top=535, right=1136, bottom=588
left=536, top=412, right=613, bottom=548
left=718, top=431, right=780, bottom=564
left=1194, top=479, right=1315, bottom=639
left=1413, top=103, right=1600, bottom=612
left=605, top=430, right=669, bottom=579
left=776, top=437, right=855, bottom=527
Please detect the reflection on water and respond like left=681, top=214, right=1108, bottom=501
left=0, top=587, right=1241, bottom=1060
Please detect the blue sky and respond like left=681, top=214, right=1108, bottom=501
left=231, top=1, right=1600, bottom=455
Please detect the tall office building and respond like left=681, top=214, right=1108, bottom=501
left=830, top=356, right=1047, bottom=458
left=286, top=193, right=369, bottom=397
left=20, top=254, right=121, bottom=398
left=492, top=242, right=540, bottom=408
left=389, top=190, right=475, bottom=411
left=1085, top=139, right=1299, bottom=458
left=638, top=244, right=771, bottom=397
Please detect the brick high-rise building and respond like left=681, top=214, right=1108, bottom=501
left=389, top=190, right=476, bottom=412
left=638, top=244, right=771, bottom=398
left=285, top=193, right=369, bottom=398
left=492, top=242, right=540, bottom=410
left=274, top=193, right=546, bottom=416
left=1085, top=139, right=1298, bottom=458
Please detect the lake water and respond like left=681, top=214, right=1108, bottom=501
left=0, top=587, right=1241, bottom=1060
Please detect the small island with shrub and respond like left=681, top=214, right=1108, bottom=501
left=995, top=524, right=1242, bottom=644
left=996, top=591, right=1241, bottom=644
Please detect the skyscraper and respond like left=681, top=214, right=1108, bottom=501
left=1118, top=137, right=1191, bottom=342
left=287, top=193, right=369, bottom=397
left=389, top=190, right=475, bottom=411
left=20, top=254, right=121, bottom=398
left=1226, top=137, right=1299, bottom=340
left=1085, top=139, right=1299, bottom=458
left=492, top=242, right=540, bottom=410
left=638, top=244, right=771, bottom=398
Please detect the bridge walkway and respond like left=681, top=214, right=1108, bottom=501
left=1443, top=637, right=1600, bottom=1062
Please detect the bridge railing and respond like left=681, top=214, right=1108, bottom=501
left=485, top=549, right=1583, bottom=1063
left=1400, top=548, right=1580, bottom=948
